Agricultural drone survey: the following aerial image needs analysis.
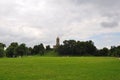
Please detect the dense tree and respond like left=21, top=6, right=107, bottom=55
left=32, top=45, right=38, bottom=55
left=57, top=40, right=97, bottom=56
left=57, top=40, right=76, bottom=56
left=0, top=43, right=6, bottom=48
left=97, top=47, right=109, bottom=56
left=0, top=48, right=5, bottom=57
left=46, top=45, right=52, bottom=51
left=85, top=41, right=97, bottom=55
left=32, top=43, right=45, bottom=55
left=0, top=43, right=6, bottom=57
left=75, top=41, right=97, bottom=56
left=0, top=40, right=120, bottom=58
left=6, top=42, right=18, bottom=57
left=16, top=43, right=27, bottom=57
left=110, top=46, right=120, bottom=57
left=27, top=47, right=33, bottom=55
left=63, top=40, right=76, bottom=56
left=39, top=43, right=45, bottom=55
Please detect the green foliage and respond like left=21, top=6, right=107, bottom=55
left=32, top=43, right=45, bottom=55
left=6, top=42, right=18, bottom=57
left=0, top=48, right=5, bottom=57
left=44, top=51, right=58, bottom=56
left=16, top=43, right=27, bottom=57
left=110, top=46, right=120, bottom=57
left=46, top=45, right=52, bottom=51
left=0, top=57, right=120, bottom=80
left=0, top=40, right=120, bottom=57
left=97, top=47, right=109, bottom=56
left=27, top=47, right=33, bottom=55
left=57, top=40, right=97, bottom=56
left=0, top=43, right=6, bottom=57
left=0, top=43, right=6, bottom=48
left=6, top=43, right=28, bottom=57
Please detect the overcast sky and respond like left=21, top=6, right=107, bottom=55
left=0, top=0, right=120, bottom=48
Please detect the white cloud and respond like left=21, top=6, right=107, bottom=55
left=0, top=0, right=120, bottom=48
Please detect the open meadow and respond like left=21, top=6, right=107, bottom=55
left=0, top=57, right=120, bottom=80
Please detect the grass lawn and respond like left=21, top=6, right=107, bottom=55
left=0, top=57, right=120, bottom=80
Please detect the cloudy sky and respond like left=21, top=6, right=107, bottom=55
left=0, top=0, right=120, bottom=48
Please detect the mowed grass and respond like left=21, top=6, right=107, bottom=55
left=0, top=57, right=120, bottom=80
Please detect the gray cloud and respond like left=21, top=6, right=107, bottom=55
left=101, top=21, right=119, bottom=28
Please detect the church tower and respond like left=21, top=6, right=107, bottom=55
left=56, top=37, right=60, bottom=46
left=53, top=37, right=60, bottom=48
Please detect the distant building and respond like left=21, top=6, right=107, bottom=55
left=53, top=37, right=60, bottom=48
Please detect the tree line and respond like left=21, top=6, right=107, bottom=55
left=0, top=42, right=51, bottom=58
left=0, top=40, right=120, bottom=58
left=56, top=40, right=120, bottom=57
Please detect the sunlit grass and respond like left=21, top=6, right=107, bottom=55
left=0, top=57, right=120, bottom=80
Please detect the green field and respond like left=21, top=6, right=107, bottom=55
left=0, top=57, right=120, bottom=80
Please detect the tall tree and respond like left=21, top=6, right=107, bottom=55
left=110, top=46, right=120, bottom=57
left=6, top=42, right=18, bottom=57
left=0, top=43, right=6, bottom=49
left=0, top=43, right=6, bottom=57
left=32, top=43, right=45, bottom=55
left=27, top=47, right=33, bottom=55
left=38, top=43, right=45, bottom=55
left=16, top=43, right=27, bottom=57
